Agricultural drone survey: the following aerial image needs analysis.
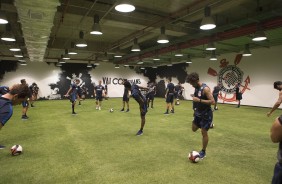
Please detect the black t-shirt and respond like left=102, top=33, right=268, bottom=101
left=213, top=86, right=220, bottom=96
left=166, top=83, right=174, bottom=94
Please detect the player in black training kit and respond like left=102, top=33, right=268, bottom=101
left=65, top=79, right=80, bottom=114
left=235, top=83, right=242, bottom=108
left=29, top=82, right=39, bottom=107
left=146, top=81, right=156, bottom=109
left=77, top=85, right=82, bottom=105
left=20, top=79, right=32, bottom=120
left=174, top=83, right=184, bottom=105
left=187, top=72, right=215, bottom=159
left=0, top=83, right=30, bottom=148
left=121, top=79, right=130, bottom=112
left=104, top=84, right=108, bottom=100
left=123, top=81, right=147, bottom=136
left=212, top=83, right=221, bottom=110
left=268, top=81, right=282, bottom=184
left=164, top=78, right=175, bottom=114
left=94, top=80, right=105, bottom=110
left=270, top=115, right=282, bottom=184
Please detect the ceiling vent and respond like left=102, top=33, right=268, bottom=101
left=28, top=10, right=44, bottom=20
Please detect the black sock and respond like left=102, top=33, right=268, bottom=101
left=201, top=149, right=206, bottom=152
left=72, top=104, right=75, bottom=113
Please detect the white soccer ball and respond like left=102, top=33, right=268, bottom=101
left=11, top=145, right=23, bottom=156
left=210, top=123, right=215, bottom=128
left=188, top=151, right=200, bottom=163
left=109, top=108, right=114, bottom=113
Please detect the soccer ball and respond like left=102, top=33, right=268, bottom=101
left=109, top=108, right=114, bottom=113
left=210, top=123, right=215, bottom=128
left=188, top=151, right=200, bottom=163
left=11, top=145, right=23, bottom=156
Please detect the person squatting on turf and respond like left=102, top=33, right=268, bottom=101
left=270, top=114, right=282, bottom=184
left=164, top=77, right=175, bottom=114
left=65, top=79, right=80, bottom=115
left=0, top=83, right=30, bottom=148
left=20, top=79, right=32, bottom=120
left=94, top=80, right=105, bottom=110
left=186, top=72, right=215, bottom=159
left=123, top=81, right=147, bottom=136
left=121, top=79, right=130, bottom=112
left=146, top=81, right=156, bottom=109
left=267, top=81, right=282, bottom=117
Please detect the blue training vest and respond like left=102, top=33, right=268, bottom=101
left=194, top=83, right=211, bottom=113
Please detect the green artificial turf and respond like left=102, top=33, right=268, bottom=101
left=0, top=98, right=279, bottom=184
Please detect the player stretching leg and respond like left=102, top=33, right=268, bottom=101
left=123, top=81, right=147, bottom=136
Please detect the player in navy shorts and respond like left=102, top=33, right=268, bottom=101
left=271, top=115, right=282, bottom=184
left=174, top=83, right=184, bottom=105
left=94, top=80, right=105, bottom=110
left=65, top=79, right=80, bottom=115
left=0, top=83, right=30, bottom=148
left=187, top=72, right=215, bottom=159
left=146, top=81, right=156, bottom=109
left=235, top=83, right=242, bottom=108
left=123, top=81, right=147, bottom=136
left=20, top=79, right=32, bottom=120
left=121, top=79, right=130, bottom=112
left=164, top=78, right=175, bottom=114
left=268, top=81, right=282, bottom=184
left=212, top=83, right=221, bottom=110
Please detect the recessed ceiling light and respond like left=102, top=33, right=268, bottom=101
left=115, top=3, right=135, bottom=13
left=10, top=48, right=21, bottom=52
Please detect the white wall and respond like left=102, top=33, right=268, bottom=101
left=1, top=62, right=61, bottom=98
left=184, top=45, right=282, bottom=108
left=0, top=62, right=148, bottom=98
left=1, top=45, right=281, bottom=108
left=88, top=63, right=148, bottom=97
